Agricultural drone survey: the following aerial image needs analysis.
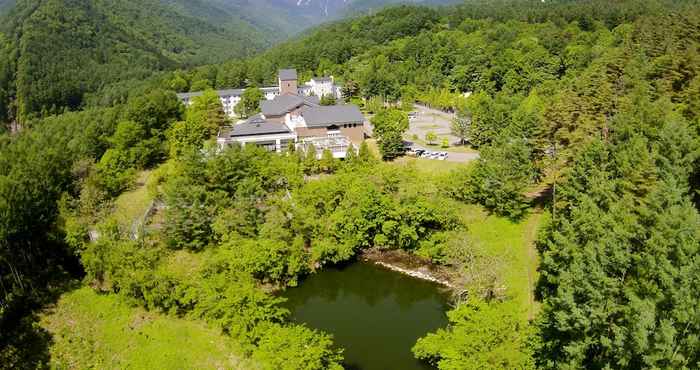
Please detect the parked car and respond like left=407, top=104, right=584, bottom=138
left=421, top=151, right=432, bottom=158
left=438, top=152, right=448, bottom=160
left=414, top=149, right=425, bottom=156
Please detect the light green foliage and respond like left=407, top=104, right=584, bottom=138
left=358, top=141, right=375, bottom=163
left=188, top=89, right=227, bottom=136
left=39, top=287, right=249, bottom=369
left=319, top=94, right=336, bottom=106
left=451, top=103, right=471, bottom=145
left=319, top=148, right=338, bottom=173
left=303, top=145, right=320, bottom=174
left=217, top=237, right=309, bottom=286
left=441, top=137, right=449, bottom=148
left=413, top=299, right=534, bottom=370
left=167, top=116, right=207, bottom=159
left=425, top=131, right=437, bottom=145
left=235, top=87, right=264, bottom=118
left=365, top=95, right=384, bottom=114
left=345, top=143, right=357, bottom=164
left=371, top=108, right=409, bottom=160
left=253, top=324, right=344, bottom=370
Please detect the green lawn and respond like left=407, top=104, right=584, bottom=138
left=111, top=170, right=157, bottom=230
left=459, top=204, right=544, bottom=320
left=386, top=156, right=543, bottom=318
left=40, top=287, right=251, bottom=369
left=391, top=156, right=470, bottom=174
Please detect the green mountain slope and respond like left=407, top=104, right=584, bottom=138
left=0, top=0, right=270, bottom=122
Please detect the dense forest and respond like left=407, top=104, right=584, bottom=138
left=2, top=0, right=700, bottom=368
left=0, top=0, right=273, bottom=125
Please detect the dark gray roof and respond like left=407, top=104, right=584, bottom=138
left=304, top=95, right=321, bottom=105
left=261, top=95, right=303, bottom=116
left=302, top=105, right=364, bottom=128
left=279, top=69, right=297, bottom=81
left=261, top=94, right=319, bottom=117
left=223, top=114, right=292, bottom=137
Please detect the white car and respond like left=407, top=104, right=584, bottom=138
left=438, top=152, right=448, bottom=160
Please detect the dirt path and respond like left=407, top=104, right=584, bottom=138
left=523, top=209, right=544, bottom=321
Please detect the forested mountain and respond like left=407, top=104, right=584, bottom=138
left=0, top=0, right=272, bottom=124
left=0, top=0, right=14, bottom=13
left=1, top=0, right=700, bottom=369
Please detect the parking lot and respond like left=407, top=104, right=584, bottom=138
left=406, top=104, right=460, bottom=146
left=404, top=105, right=479, bottom=163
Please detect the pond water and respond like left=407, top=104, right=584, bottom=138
left=283, top=261, right=451, bottom=370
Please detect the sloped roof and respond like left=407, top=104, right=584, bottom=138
left=279, top=69, right=297, bottom=81
left=261, top=94, right=319, bottom=117
left=223, top=114, right=292, bottom=137
left=302, top=105, right=364, bottom=128
left=261, top=95, right=304, bottom=116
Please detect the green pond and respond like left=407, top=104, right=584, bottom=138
left=283, top=261, right=451, bottom=370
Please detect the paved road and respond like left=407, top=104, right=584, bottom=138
left=406, top=105, right=460, bottom=146
left=407, top=104, right=479, bottom=163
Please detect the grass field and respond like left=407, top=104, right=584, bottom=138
left=39, top=287, right=250, bottom=370
left=458, top=204, right=545, bottom=320
left=388, top=156, right=544, bottom=319
left=391, top=156, right=470, bottom=174
left=111, top=170, right=157, bottom=230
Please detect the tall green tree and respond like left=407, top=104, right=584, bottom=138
left=451, top=103, right=471, bottom=146
left=189, top=89, right=227, bottom=136
left=371, top=109, right=409, bottom=160
left=235, top=87, right=264, bottom=119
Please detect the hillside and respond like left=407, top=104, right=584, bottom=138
left=1, top=0, right=699, bottom=369
left=213, top=0, right=463, bottom=35
left=0, top=0, right=270, bottom=123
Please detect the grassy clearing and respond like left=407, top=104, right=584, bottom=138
left=458, top=204, right=543, bottom=319
left=111, top=170, right=156, bottom=229
left=39, top=287, right=249, bottom=370
left=391, top=156, right=470, bottom=174
left=386, top=157, right=542, bottom=317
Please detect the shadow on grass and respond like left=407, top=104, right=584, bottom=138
left=0, top=279, right=82, bottom=370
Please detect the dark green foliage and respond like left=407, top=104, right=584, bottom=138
left=535, top=93, right=700, bottom=368
left=462, top=139, right=535, bottom=219
left=0, top=0, right=269, bottom=123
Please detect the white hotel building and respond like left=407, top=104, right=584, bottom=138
left=176, top=69, right=342, bottom=118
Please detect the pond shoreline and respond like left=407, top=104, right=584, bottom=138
left=361, top=249, right=455, bottom=289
